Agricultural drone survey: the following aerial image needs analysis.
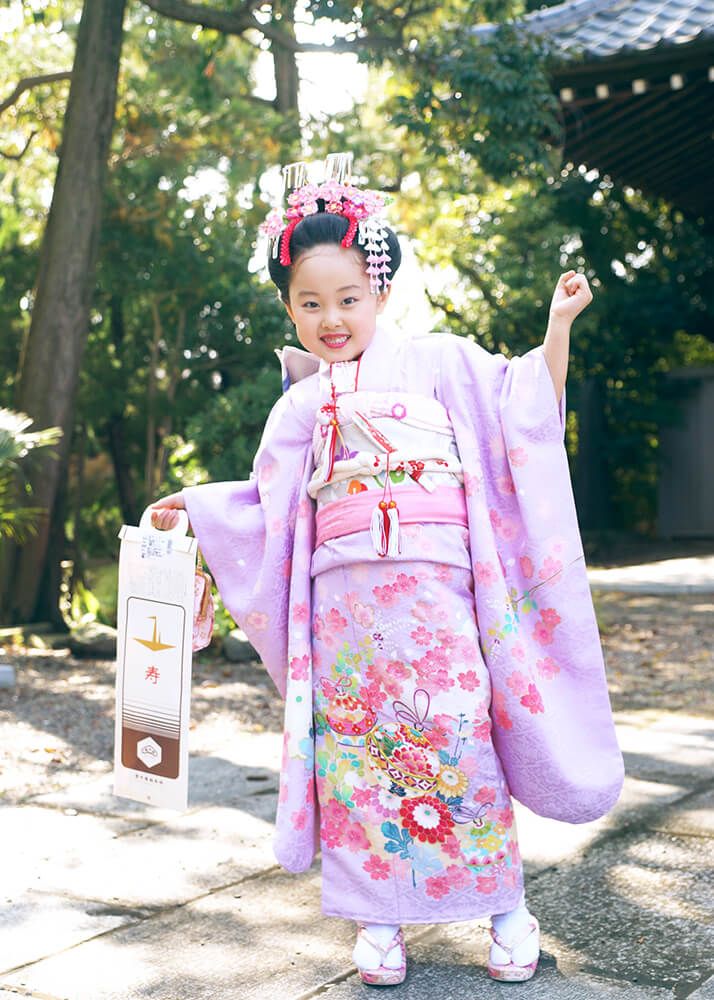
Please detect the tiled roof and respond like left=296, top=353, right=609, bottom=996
left=474, top=0, right=714, bottom=61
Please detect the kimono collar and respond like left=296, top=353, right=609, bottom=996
left=275, top=322, right=404, bottom=394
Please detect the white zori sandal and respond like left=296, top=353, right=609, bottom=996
left=353, top=925, right=407, bottom=986
left=487, top=915, right=540, bottom=982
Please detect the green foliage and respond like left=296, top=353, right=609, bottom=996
left=182, top=366, right=284, bottom=482
left=410, top=165, right=714, bottom=529
left=2, top=0, right=714, bottom=621
left=0, top=408, right=63, bottom=544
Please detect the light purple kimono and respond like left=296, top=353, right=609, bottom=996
left=182, top=323, right=624, bottom=875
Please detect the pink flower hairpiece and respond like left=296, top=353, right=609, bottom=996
left=259, top=156, right=394, bottom=294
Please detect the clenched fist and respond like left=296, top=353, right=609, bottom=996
left=549, top=269, right=593, bottom=324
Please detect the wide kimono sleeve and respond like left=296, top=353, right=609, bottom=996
left=436, top=333, right=624, bottom=824
left=181, top=388, right=315, bottom=699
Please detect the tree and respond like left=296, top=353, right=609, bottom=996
left=1, top=0, right=563, bottom=624
left=0, top=0, right=127, bottom=625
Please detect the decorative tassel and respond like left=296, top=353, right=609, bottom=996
left=370, top=499, right=400, bottom=557
left=386, top=500, right=400, bottom=557
left=321, top=417, right=339, bottom=482
left=371, top=501, right=387, bottom=556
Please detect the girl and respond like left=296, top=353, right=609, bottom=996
left=151, top=157, right=623, bottom=986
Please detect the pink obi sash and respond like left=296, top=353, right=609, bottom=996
left=315, top=485, right=468, bottom=548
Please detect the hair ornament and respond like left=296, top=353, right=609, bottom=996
left=260, top=153, right=393, bottom=294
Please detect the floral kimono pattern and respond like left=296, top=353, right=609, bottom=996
left=182, top=322, right=624, bottom=886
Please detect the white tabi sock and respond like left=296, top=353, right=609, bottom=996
left=353, top=922, right=402, bottom=971
left=490, top=897, right=539, bottom=967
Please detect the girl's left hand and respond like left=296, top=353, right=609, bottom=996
left=549, top=270, right=593, bottom=324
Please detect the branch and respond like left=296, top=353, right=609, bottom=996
left=424, top=288, right=470, bottom=329
left=143, top=0, right=302, bottom=52
left=0, top=72, right=72, bottom=114
left=141, top=0, right=394, bottom=54
left=453, top=258, right=500, bottom=310
left=0, top=129, right=38, bottom=160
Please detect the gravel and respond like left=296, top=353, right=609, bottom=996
left=1, top=592, right=711, bottom=803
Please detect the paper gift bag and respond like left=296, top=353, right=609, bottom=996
left=114, top=507, right=197, bottom=810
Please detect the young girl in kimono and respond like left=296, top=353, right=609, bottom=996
left=151, top=157, right=623, bottom=987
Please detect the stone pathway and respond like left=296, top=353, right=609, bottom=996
left=0, top=557, right=712, bottom=998
left=588, top=555, right=714, bottom=594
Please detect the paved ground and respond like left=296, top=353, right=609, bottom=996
left=0, top=561, right=712, bottom=999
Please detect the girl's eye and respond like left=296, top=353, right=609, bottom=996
left=343, top=297, right=358, bottom=306
left=302, top=301, right=319, bottom=309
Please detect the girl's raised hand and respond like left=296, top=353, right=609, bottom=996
left=549, top=270, right=593, bottom=324
left=150, top=491, right=191, bottom=532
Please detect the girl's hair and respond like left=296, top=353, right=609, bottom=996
left=267, top=210, right=402, bottom=302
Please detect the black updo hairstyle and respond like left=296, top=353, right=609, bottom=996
left=267, top=208, right=402, bottom=303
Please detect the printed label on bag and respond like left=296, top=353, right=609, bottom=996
left=140, top=532, right=173, bottom=559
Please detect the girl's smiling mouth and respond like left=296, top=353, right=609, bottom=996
left=321, top=334, right=351, bottom=349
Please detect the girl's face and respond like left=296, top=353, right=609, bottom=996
left=284, top=243, right=390, bottom=363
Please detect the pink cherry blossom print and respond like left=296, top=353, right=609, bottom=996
left=475, top=785, right=496, bottom=804
left=510, top=641, right=526, bottom=662
left=411, top=601, right=431, bottom=622
left=411, top=625, right=433, bottom=646
left=364, top=681, right=388, bottom=710
left=452, top=635, right=478, bottom=662
left=477, top=874, right=498, bottom=894
left=373, top=584, right=399, bottom=607
left=458, top=670, right=481, bottom=692
left=536, top=656, right=560, bottom=680
left=311, top=548, right=522, bottom=922
left=426, top=720, right=451, bottom=751
left=520, top=683, right=544, bottom=714
left=425, top=875, right=451, bottom=899
left=492, top=691, right=513, bottom=731
left=292, top=808, right=308, bottom=830
left=540, top=608, right=562, bottom=629
left=539, top=556, right=563, bottom=581
left=508, top=446, right=528, bottom=467
left=475, top=561, right=498, bottom=587
left=363, top=854, right=391, bottom=880
left=325, top=608, right=348, bottom=632
left=289, top=655, right=309, bottom=681
left=519, top=555, right=534, bottom=579
left=435, top=629, right=456, bottom=648
left=495, top=517, right=519, bottom=542
left=352, top=786, right=374, bottom=809
left=246, top=611, right=268, bottom=631
left=463, top=472, right=483, bottom=496
left=344, top=821, right=371, bottom=852
left=506, top=671, right=529, bottom=697
left=473, top=718, right=492, bottom=742
left=292, top=602, right=309, bottom=623
left=533, top=619, right=554, bottom=646
left=394, top=573, right=419, bottom=594
left=496, top=474, right=516, bottom=495
left=445, top=864, right=471, bottom=889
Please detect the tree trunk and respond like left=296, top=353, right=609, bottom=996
left=0, top=0, right=127, bottom=624
left=272, top=1, right=300, bottom=115
left=105, top=295, right=139, bottom=525
left=574, top=377, right=613, bottom=531
left=34, top=444, right=71, bottom=631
